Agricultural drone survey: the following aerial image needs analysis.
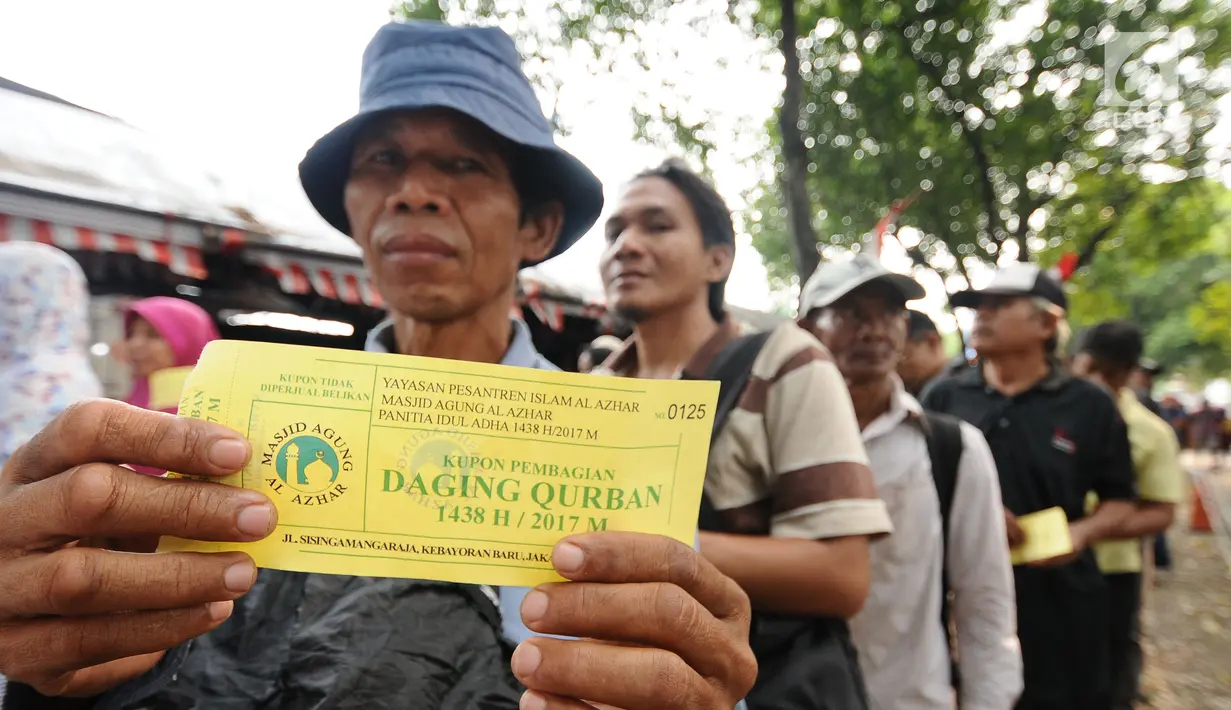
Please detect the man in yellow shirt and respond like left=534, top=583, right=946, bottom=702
left=1072, top=321, right=1185, bottom=710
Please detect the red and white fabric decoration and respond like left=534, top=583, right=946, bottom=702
left=244, top=250, right=383, bottom=309
left=867, top=192, right=920, bottom=260
left=0, top=213, right=207, bottom=279
left=1, top=211, right=622, bottom=326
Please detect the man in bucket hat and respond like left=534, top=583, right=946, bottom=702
left=0, top=22, right=756, bottom=710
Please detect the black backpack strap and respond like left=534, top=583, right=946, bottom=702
left=706, top=330, right=773, bottom=439
left=920, top=410, right=965, bottom=695
left=921, top=411, right=963, bottom=548
left=684, top=329, right=772, bottom=532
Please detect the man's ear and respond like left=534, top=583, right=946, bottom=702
left=705, top=243, right=735, bottom=284
left=518, top=201, right=566, bottom=264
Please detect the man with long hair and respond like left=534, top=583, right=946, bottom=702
left=591, top=160, right=892, bottom=708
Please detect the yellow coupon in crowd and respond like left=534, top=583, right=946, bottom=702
left=1009, top=506, right=1073, bottom=565
left=158, top=340, right=719, bottom=587
left=148, top=366, right=195, bottom=411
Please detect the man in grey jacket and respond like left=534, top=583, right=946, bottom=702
left=0, top=21, right=756, bottom=710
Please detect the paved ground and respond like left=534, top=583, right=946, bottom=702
left=1138, top=464, right=1231, bottom=709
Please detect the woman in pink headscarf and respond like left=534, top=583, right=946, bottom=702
left=123, top=296, right=219, bottom=414
left=121, top=297, right=218, bottom=477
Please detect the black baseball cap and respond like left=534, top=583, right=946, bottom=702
left=950, top=263, right=1067, bottom=311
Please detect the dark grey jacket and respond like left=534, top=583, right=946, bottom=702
left=123, top=573, right=520, bottom=709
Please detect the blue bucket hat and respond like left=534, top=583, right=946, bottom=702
left=298, top=21, right=604, bottom=265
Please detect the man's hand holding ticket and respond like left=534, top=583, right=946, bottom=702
left=159, top=340, right=718, bottom=587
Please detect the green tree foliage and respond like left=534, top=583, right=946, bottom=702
left=392, top=1, right=1231, bottom=307
left=392, top=0, right=758, bottom=155
left=1040, top=177, right=1231, bottom=376
left=747, top=0, right=1231, bottom=286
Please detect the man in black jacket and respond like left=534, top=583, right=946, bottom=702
left=0, top=22, right=756, bottom=710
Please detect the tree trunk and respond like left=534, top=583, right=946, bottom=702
left=1075, top=222, right=1117, bottom=270
left=777, top=0, right=820, bottom=281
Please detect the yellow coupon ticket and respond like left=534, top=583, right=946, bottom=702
left=148, top=366, right=195, bottom=411
left=1009, top=507, right=1073, bottom=565
left=159, top=340, right=719, bottom=587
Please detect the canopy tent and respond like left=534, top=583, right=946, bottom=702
left=0, top=79, right=615, bottom=324
left=0, top=79, right=384, bottom=312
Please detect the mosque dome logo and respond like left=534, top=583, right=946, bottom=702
left=275, top=436, right=341, bottom=494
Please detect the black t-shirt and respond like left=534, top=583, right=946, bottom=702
left=921, top=365, right=1136, bottom=518
left=911, top=356, right=974, bottom=400
left=922, top=365, right=1138, bottom=705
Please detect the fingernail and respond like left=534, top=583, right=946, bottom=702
left=207, top=600, right=234, bottom=622
left=552, top=541, right=584, bottom=574
left=510, top=642, right=542, bottom=679
left=208, top=438, right=249, bottom=470
left=520, top=691, right=547, bottom=710
left=520, top=590, right=548, bottom=625
left=236, top=503, right=274, bottom=537
left=224, top=559, right=256, bottom=593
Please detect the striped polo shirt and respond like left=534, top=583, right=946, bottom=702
left=602, top=319, right=892, bottom=541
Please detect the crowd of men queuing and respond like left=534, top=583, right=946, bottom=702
left=1153, top=389, right=1230, bottom=468
left=0, top=18, right=1203, bottom=710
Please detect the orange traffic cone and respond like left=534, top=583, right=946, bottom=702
left=1191, top=484, right=1213, bottom=533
